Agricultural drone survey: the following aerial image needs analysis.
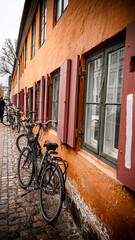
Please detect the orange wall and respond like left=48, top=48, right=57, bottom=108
left=13, top=72, right=17, bottom=95
left=13, top=0, right=135, bottom=239
left=18, top=0, right=135, bottom=90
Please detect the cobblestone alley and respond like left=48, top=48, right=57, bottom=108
left=0, top=123, right=83, bottom=240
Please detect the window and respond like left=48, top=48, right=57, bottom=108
left=38, top=81, right=40, bottom=121
left=40, top=0, right=47, bottom=46
left=83, top=41, right=125, bottom=167
left=32, top=17, right=36, bottom=58
left=51, top=72, right=60, bottom=130
left=56, top=0, right=68, bottom=23
left=29, top=88, right=33, bottom=118
left=25, top=38, right=27, bottom=68
left=20, top=55, right=22, bottom=77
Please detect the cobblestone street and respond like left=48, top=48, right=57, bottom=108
left=0, top=123, right=83, bottom=240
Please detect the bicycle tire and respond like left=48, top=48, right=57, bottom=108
left=12, top=116, right=16, bottom=130
left=17, top=120, right=20, bottom=133
left=16, top=134, right=28, bottom=153
left=2, top=115, right=11, bottom=126
left=17, top=147, right=33, bottom=189
left=39, top=162, right=65, bottom=223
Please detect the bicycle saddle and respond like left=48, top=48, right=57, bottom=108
left=25, top=123, right=35, bottom=129
left=43, top=140, right=58, bottom=150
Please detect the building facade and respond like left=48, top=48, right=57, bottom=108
left=12, top=0, right=135, bottom=239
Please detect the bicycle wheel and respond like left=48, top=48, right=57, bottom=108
left=16, top=134, right=28, bottom=153
left=39, top=162, right=65, bottom=223
left=17, top=147, right=33, bottom=189
left=12, top=116, right=16, bottom=130
left=17, top=120, right=20, bottom=133
left=2, top=115, right=11, bottom=126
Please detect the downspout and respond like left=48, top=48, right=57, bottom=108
left=17, top=59, right=20, bottom=108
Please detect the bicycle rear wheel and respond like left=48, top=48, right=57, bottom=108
left=2, top=114, right=11, bottom=126
left=17, top=147, right=33, bottom=189
left=39, top=162, right=65, bottom=223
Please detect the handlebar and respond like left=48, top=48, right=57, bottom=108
left=35, top=120, right=57, bottom=127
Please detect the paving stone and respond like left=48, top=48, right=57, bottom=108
left=0, top=124, right=83, bottom=240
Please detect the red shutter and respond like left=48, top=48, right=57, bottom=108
left=67, top=55, right=80, bottom=148
left=57, top=59, right=71, bottom=143
left=22, top=89, right=24, bottom=112
left=24, top=87, right=27, bottom=116
left=13, top=95, right=15, bottom=105
left=19, top=91, right=21, bottom=109
left=39, top=76, right=45, bottom=122
left=44, top=74, right=49, bottom=123
left=19, top=89, right=23, bottom=111
left=33, top=82, right=37, bottom=120
left=117, top=20, right=135, bottom=192
left=15, top=94, right=17, bottom=107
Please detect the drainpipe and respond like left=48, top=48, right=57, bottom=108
left=17, top=59, right=20, bottom=108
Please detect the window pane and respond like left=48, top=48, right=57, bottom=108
left=84, top=104, right=100, bottom=149
left=38, top=82, right=40, bottom=121
left=29, top=89, right=33, bottom=118
left=51, top=74, right=60, bottom=129
left=63, top=0, right=68, bottom=11
left=87, top=57, right=102, bottom=103
left=56, top=0, right=62, bottom=22
left=103, top=105, right=121, bottom=158
left=25, top=38, right=27, bottom=68
left=106, top=47, right=125, bottom=103
left=40, top=0, right=47, bottom=46
left=32, top=18, right=36, bottom=58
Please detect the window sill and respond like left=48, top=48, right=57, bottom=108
left=78, top=149, right=122, bottom=184
left=49, top=128, right=57, bottom=137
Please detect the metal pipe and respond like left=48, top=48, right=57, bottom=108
left=17, top=59, right=20, bottom=108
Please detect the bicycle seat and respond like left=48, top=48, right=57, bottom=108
left=25, top=123, right=35, bottom=129
left=43, top=140, right=58, bottom=150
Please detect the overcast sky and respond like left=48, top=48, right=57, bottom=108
left=0, top=0, right=25, bottom=86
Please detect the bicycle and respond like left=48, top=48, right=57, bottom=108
left=3, top=105, right=16, bottom=127
left=12, top=109, right=25, bottom=133
left=16, top=111, right=41, bottom=157
left=17, top=120, right=68, bottom=223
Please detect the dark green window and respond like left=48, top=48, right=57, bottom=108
left=32, top=17, right=36, bottom=58
left=40, top=0, right=47, bottom=46
left=56, top=0, right=68, bottom=23
left=51, top=72, right=60, bottom=130
left=82, top=41, right=125, bottom=168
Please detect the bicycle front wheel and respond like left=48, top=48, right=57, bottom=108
left=16, top=134, right=28, bottom=153
left=17, top=120, right=20, bottom=133
left=3, top=115, right=11, bottom=126
left=12, top=116, right=16, bottom=130
left=17, top=147, right=33, bottom=189
left=39, top=162, right=65, bottom=223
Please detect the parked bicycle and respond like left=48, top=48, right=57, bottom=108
left=11, top=108, right=25, bottom=133
left=3, top=105, right=16, bottom=127
left=16, top=111, right=41, bottom=157
left=17, top=120, right=68, bottom=223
